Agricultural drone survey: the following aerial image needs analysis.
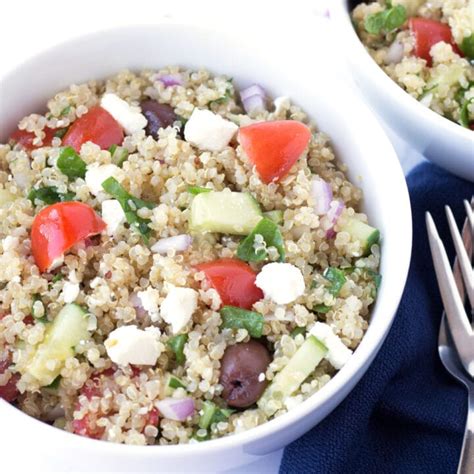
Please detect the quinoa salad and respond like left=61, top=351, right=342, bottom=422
left=352, top=0, right=474, bottom=129
left=0, top=67, right=381, bottom=445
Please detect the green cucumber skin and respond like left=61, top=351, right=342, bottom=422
left=341, top=218, right=380, bottom=256
left=258, top=335, right=327, bottom=410
left=189, top=191, right=263, bottom=235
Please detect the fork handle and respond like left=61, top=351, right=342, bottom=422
left=459, top=389, right=474, bottom=473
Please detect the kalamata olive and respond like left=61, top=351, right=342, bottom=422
left=140, top=100, right=177, bottom=139
left=219, top=340, right=271, bottom=408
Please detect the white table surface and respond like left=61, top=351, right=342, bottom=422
left=0, top=1, right=422, bottom=472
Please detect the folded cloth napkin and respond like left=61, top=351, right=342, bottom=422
left=280, top=162, right=474, bottom=474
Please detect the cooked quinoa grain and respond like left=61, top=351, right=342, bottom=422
left=0, top=67, right=381, bottom=445
left=352, top=0, right=474, bottom=128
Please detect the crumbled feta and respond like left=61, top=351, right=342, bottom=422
left=309, top=322, right=353, bottom=370
left=101, top=199, right=125, bottom=235
left=184, top=108, right=238, bottom=152
left=273, top=96, right=290, bottom=115
left=137, top=287, right=161, bottom=321
left=62, top=281, right=80, bottom=303
left=104, top=325, right=161, bottom=366
left=100, top=93, right=147, bottom=135
left=85, top=164, right=123, bottom=196
left=160, top=287, right=198, bottom=334
left=2, top=236, right=19, bottom=252
left=255, top=263, right=305, bottom=305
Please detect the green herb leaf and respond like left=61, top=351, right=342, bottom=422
left=101, top=177, right=155, bottom=243
left=51, top=273, right=64, bottom=283
left=28, top=186, right=75, bottom=205
left=237, top=217, right=285, bottom=263
left=364, top=4, right=406, bottom=35
left=313, top=304, right=331, bottom=314
left=54, top=128, right=68, bottom=139
left=167, top=334, right=188, bottom=365
left=168, top=375, right=186, bottom=389
left=220, top=306, right=264, bottom=338
left=384, top=5, right=407, bottom=31
left=57, top=147, right=87, bottom=179
left=187, top=185, right=213, bottom=195
left=45, top=375, right=61, bottom=389
left=460, top=97, right=474, bottom=128
left=208, top=82, right=233, bottom=106
left=60, top=105, right=72, bottom=116
left=198, top=401, right=234, bottom=430
left=460, top=33, right=474, bottom=60
left=366, top=269, right=382, bottom=298
left=323, top=267, right=347, bottom=296
left=109, top=145, right=129, bottom=167
left=290, top=327, right=306, bottom=338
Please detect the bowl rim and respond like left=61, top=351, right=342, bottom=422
left=0, top=23, right=412, bottom=457
left=330, top=0, right=473, bottom=141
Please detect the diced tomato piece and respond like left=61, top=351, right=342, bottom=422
left=0, top=374, right=20, bottom=402
left=63, top=106, right=123, bottom=152
left=238, top=120, right=311, bottom=183
left=145, top=407, right=160, bottom=427
left=196, top=258, right=263, bottom=309
left=72, top=412, right=105, bottom=439
left=10, top=127, right=57, bottom=151
left=0, top=353, right=19, bottom=402
left=409, top=18, right=462, bottom=66
left=31, top=202, right=106, bottom=273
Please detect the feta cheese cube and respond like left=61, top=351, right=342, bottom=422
left=160, top=287, right=198, bottom=334
left=104, top=325, right=161, bottom=366
left=101, top=199, right=125, bottom=235
left=137, top=287, right=161, bottom=321
left=184, top=108, right=238, bottom=152
left=309, top=322, right=353, bottom=369
left=255, top=262, right=305, bottom=305
left=100, top=93, right=147, bottom=135
left=62, top=281, right=80, bottom=303
left=85, top=164, right=123, bottom=196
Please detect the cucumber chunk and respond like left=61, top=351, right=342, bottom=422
left=164, top=374, right=186, bottom=396
left=189, top=191, right=262, bottom=235
left=258, top=335, right=327, bottom=413
left=263, top=210, right=284, bottom=225
left=340, top=217, right=380, bottom=256
left=27, top=304, right=90, bottom=386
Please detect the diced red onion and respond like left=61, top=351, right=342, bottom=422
left=157, top=74, right=183, bottom=87
left=385, top=41, right=404, bottom=65
left=240, top=84, right=267, bottom=114
left=130, top=293, right=147, bottom=319
left=151, top=234, right=192, bottom=254
left=156, top=397, right=195, bottom=421
left=311, top=177, right=333, bottom=215
left=325, top=200, right=345, bottom=238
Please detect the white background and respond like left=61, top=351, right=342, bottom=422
left=0, top=0, right=421, bottom=472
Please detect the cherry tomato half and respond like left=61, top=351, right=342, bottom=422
left=62, top=106, right=124, bottom=152
left=196, top=258, right=263, bottom=309
left=31, top=202, right=105, bottom=273
left=409, top=18, right=462, bottom=66
left=238, top=120, right=311, bottom=184
left=10, top=127, right=57, bottom=151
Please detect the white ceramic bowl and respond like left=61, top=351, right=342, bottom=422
left=0, top=24, right=412, bottom=472
left=331, top=0, right=474, bottom=182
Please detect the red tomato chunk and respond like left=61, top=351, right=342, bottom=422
left=10, top=127, right=57, bottom=150
left=31, top=202, right=105, bottom=272
left=196, top=258, right=263, bottom=310
left=63, top=106, right=124, bottom=152
left=238, top=120, right=311, bottom=183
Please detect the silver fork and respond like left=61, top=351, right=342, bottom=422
left=426, top=199, right=474, bottom=474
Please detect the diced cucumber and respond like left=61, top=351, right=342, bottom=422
left=427, top=63, right=465, bottom=92
left=199, top=401, right=217, bottom=429
left=189, top=191, right=262, bottom=235
left=26, top=304, right=90, bottom=386
left=164, top=374, right=186, bottom=396
left=340, top=217, right=380, bottom=256
left=263, top=210, right=284, bottom=225
left=0, top=189, right=17, bottom=207
left=258, top=335, right=327, bottom=412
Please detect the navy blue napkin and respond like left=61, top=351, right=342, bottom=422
left=280, top=162, right=474, bottom=474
